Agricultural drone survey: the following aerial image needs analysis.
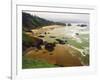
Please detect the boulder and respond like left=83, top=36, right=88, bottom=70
left=32, top=39, right=43, bottom=49
left=44, top=42, right=55, bottom=52
left=55, top=39, right=65, bottom=44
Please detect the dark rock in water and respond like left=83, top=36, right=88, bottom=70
left=65, top=40, right=67, bottom=42
left=44, top=42, right=55, bottom=52
left=43, top=41, right=48, bottom=45
left=52, top=42, right=56, bottom=47
left=55, top=39, right=65, bottom=44
left=77, top=24, right=81, bottom=26
left=44, top=32, right=47, bottom=34
left=32, top=39, right=43, bottom=49
left=75, top=33, right=79, bottom=35
left=38, top=35, right=45, bottom=38
left=67, top=23, right=72, bottom=26
left=56, top=39, right=62, bottom=42
left=80, top=24, right=87, bottom=27
left=49, top=36, right=56, bottom=38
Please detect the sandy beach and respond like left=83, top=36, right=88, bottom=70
left=24, top=44, right=82, bottom=67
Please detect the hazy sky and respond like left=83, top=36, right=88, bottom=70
left=23, top=11, right=89, bottom=23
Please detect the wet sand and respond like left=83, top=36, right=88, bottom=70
left=24, top=44, right=82, bottom=67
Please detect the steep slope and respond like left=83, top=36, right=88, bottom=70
left=22, top=12, right=66, bottom=31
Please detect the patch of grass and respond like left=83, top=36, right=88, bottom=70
left=22, top=57, right=57, bottom=69
left=22, top=32, right=37, bottom=44
left=22, top=32, right=40, bottom=52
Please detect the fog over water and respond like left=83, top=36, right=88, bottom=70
left=23, top=11, right=89, bottom=24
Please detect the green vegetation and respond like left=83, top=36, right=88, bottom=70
left=22, top=32, right=35, bottom=45
left=22, top=57, right=57, bottom=69
left=22, top=32, right=38, bottom=53
left=22, top=12, right=89, bottom=68
left=22, top=12, right=66, bottom=31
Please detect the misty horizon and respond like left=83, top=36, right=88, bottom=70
left=23, top=11, right=89, bottom=24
